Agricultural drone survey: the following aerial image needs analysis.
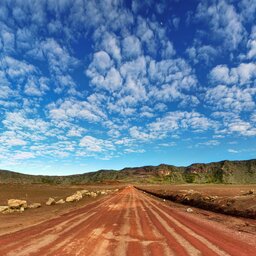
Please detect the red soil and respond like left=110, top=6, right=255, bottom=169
left=0, top=186, right=255, bottom=256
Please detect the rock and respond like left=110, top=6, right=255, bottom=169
left=186, top=208, right=193, bottom=213
left=46, top=197, right=56, bottom=206
left=3, top=208, right=15, bottom=214
left=208, top=196, right=218, bottom=201
left=56, top=199, right=65, bottom=204
left=79, top=190, right=89, bottom=196
left=8, top=199, right=27, bottom=209
left=89, top=192, right=97, bottom=197
left=100, top=191, right=107, bottom=195
left=28, top=203, right=41, bottom=209
left=0, top=206, right=9, bottom=213
left=66, top=191, right=83, bottom=202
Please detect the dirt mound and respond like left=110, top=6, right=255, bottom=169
left=137, top=187, right=256, bottom=219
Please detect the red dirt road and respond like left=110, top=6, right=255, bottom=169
left=0, top=186, right=255, bottom=256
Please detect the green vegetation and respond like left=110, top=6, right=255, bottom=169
left=1, top=159, right=256, bottom=184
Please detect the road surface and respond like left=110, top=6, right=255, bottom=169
left=0, top=186, right=255, bottom=256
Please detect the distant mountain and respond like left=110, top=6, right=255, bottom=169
left=1, top=159, right=256, bottom=184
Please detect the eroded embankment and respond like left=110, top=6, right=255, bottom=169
left=135, top=187, right=256, bottom=219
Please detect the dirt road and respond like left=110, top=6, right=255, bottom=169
left=0, top=186, right=255, bottom=256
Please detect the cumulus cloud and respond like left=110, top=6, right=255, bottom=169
left=0, top=0, right=255, bottom=170
left=48, top=98, right=106, bottom=122
left=14, top=152, right=35, bottom=160
left=122, top=35, right=142, bottom=59
left=79, top=136, right=115, bottom=152
left=247, top=26, right=256, bottom=59
left=205, top=85, right=255, bottom=112
left=196, top=0, right=246, bottom=50
left=210, top=63, right=256, bottom=85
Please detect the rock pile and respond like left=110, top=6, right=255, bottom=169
left=1, top=188, right=119, bottom=213
left=66, top=191, right=83, bottom=202
left=8, top=199, right=27, bottom=209
left=0, top=199, right=28, bottom=214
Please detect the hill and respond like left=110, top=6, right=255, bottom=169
left=0, top=159, right=256, bottom=184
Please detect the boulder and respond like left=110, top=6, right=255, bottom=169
left=8, top=199, right=27, bottom=209
left=79, top=190, right=89, bottom=196
left=66, top=191, right=83, bottom=202
left=46, top=197, right=56, bottom=206
left=56, top=199, right=65, bottom=204
left=28, top=203, right=41, bottom=209
left=0, top=206, right=9, bottom=213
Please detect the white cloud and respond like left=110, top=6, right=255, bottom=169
left=7, top=138, right=27, bottom=146
left=186, top=44, right=218, bottom=65
left=0, top=28, right=15, bottom=53
left=228, top=121, right=256, bottom=136
left=196, top=0, right=246, bottom=50
left=89, top=51, right=112, bottom=74
left=228, top=149, right=239, bottom=153
left=48, top=98, right=106, bottom=122
left=3, top=56, right=36, bottom=80
left=79, top=135, right=115, bottom=152
left=104, top=68, right=122, bottom=91
left=67, top=127, right=85, bottom=137
left=24, top=77, right=49, bottom=96
left=130, top=111, right=215, bottom=142
left=198, top=140, right=220, bottom=146
left=205, top=85, right=255, bottom=112
left=122, top=35, right=142, bottom=59
left=210, top=63, right=256, bottom=85
left=239, top=0, right=256, bottom=23
left=14, top=152, right=35, bottom=160
left=99, top=32, right=121, bottom=62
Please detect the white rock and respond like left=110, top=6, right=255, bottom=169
left=0, top=206, right=9, bottom=213
left=90, top=192, right=97, bottom=197
left=46, top=197, right=56, bottom=206
left=186, top=208, right=193, bottom=213
left=79, top=190, right=89, bottom=196
left=66, top=191, right=83, bottom=202
left=56, top=199, right=65, bottom=204
left=28, top=203, right=41, bottom=209
left=8, top=199, right=27, bottom=209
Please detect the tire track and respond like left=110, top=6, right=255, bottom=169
left=134, top=191, right=175, bottom=256
left=0, top=186, right=255, bottom=256
left=139, top=188, right=256, bottom=256
left=0, top=191, right=124, bottom=256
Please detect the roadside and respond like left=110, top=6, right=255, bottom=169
left=136, top=185, right=256, bottom=236
left=0, top=183, right=123, bottom=236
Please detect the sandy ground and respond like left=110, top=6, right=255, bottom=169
left=0, top=186, right=256, bottom=255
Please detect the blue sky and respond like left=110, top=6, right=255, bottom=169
left=0, top=0, right=256, bottom=175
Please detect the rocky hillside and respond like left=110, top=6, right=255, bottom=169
left=0, top=159, right=256, bottom=184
